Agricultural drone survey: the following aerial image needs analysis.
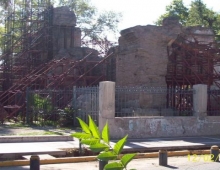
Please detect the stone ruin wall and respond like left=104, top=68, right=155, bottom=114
left=52, top=6, right=100, bottom=60
left=113, top=17, right=215, bottom=115
left=115, top=17, right=215, bottom=87
left=52, top=6, right=81, bottom=55
left=47, top=6, right=103, bottom=87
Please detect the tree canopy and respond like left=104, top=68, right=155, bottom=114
left=155, top=0, right=220, bottom=40
left=56, top=0, right=122, bottom=42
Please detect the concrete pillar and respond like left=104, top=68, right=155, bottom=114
left=30, top=155, right=40, bottom=170
left=99, top=81, right=115, bottom=131
left=210, top=145, right=219, bottom=162
left=159, top=150, right=167, bottom=166
left=193, top=84, right=207, bottom=117
left=99, top=160, right=108, bottom=170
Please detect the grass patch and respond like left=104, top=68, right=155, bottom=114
left=18, top=131, right=64, bottom=136
left=4, top=122, right=30, bottom=128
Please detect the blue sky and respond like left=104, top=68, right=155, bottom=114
left=90, top=0, right=220, bottom=40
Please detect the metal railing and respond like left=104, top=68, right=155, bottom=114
left=207, top=89, right=220, bottom=116
left=25, top=85, right=195, bottom=127
left=115, top=86, right=194, bottom=117
left=26, top=88, right=74, bottom=126
left=73, top=86, right=99, bottom=125
left=26, top=86, right=99, bottom=126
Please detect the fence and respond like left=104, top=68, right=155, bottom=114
left=207, top=89, right=220, bottom=116
left=115, top=86, right=194, bottom=117
left=73, top=86, right=99, bottom=125
left=25, top=85, right=204, bottom=127
left=26, top=89, right=74, bottom=126
left=26, top=86, right=99, bottom=126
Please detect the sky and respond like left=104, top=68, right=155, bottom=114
left=90, top=0, right=220, bottom=41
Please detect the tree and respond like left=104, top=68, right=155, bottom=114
left=55, top=0, right=121, bottom=45
left=0, top=0, right=11, bottom=9
left=155, top=0, right=220, bottom=40
left=155, top=0, right=188, bottom=25
left=186, top=0, right=217, bottom=27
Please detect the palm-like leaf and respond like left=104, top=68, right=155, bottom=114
left=102, top=122, right=110, bottom=144
left=121, top=153, right=136, bottom=167
left=97, top=151, right=117, bottom=161
left=88, top=115, right=100, bottom=139
left=76, top=117, right=91, bottom=134
left=104, top=162, right=124, bottom=170
left=89, top=143, right=109, bottom=152
left=113, top=135, right=128, bottom=155
left=71, top=132, right=92, bottom=139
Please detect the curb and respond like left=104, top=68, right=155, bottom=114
left=0, top=135, right=73, bottom=143
left=0, top=149, right=211, bottom=167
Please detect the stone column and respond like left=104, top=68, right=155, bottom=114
left=193, top=84, right=207, bottom=117
left=99, top=81, right=115, bottom=131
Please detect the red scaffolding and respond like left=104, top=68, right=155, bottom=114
left=166, top=33, right=220, bottom=114
left=0, top=0, right=115, bottom=122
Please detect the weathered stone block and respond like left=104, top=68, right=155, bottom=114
left=53, top=6, right=76, bottom=26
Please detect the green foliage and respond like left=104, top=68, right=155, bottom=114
left=102, top=122, right=110, bottom=144
left=97, top=151, right=117, bottom=161
left=121, top=154, right=136, bottom=167
left=57, top=107, right=76, bottom=127
left=89, top=115, right=100, bottom=139
left=104, top=162, right=124, bottom=170
left=72, top=116, right=136, bottom=170
left=155, top=0, right=220, bottom=40
left=71, top=132, right=92, bottom=139
left=32, top=94, right=52, bottom=113
left=155, top=0, right=188, bottom=25
left=90, top=143, right=109, bottom=152
left=54, top=0, right=122, bottom=42
left=28, top=93, right=76, bottom=127
left=76, top=117, right=91, bottom=134
left=81, top=138, right=99, bottom=145
left=113, top=135, right=127, bottom=155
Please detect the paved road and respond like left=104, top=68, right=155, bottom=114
left=1, top=156, right=220, bottom=170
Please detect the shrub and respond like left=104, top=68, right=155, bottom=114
left=72, top=115, right=136, bottom=170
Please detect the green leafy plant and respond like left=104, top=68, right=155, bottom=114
left=71, top=115, right=136, bottom=170
left=32, top=94, right=52, bottom=113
